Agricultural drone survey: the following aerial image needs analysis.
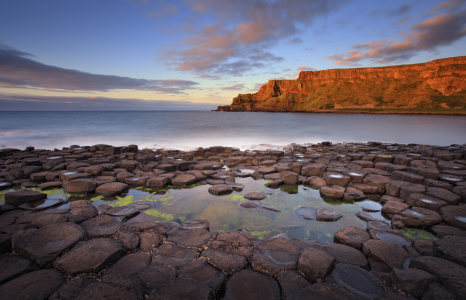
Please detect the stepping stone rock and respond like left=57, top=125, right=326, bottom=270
left=439, top=205, right=466, bottom=230
left=104, top=252, right=151, bottom=276
left=362, top=239, right=411, bottom=269
left=323, top=172, right=351, bottom=187
left=209, top=231, right=254, bottom=259
left=280, top=171, right=299, bottom=185
left=434, top=237, right=466, bottom=268
left=201, top=248, right=247, bottom=274
left=171, top=173, right=198, bottom=186
left=0, top=254, right=36, bottom=285
left=356, top=211, right=389, bottom=223
left=316, top=207, right=342, bottom=221
left=49, top=277, right=97, bottom=300
left=320, top=185, right=345, bottom=199
left=421, top=282, right=456, bottom=300
left=343, top=187, right=365, bottom=201
left=409, top=256, right=466, bottom=300
left=298, top=247, right=335, bottom=282
left=240, top=200, right=260, bottom=208
left=152, top=243, right=198, bottom=269
left=69, top=205, right=98, bottom=219
left=95, top=182, right=128, bottom=196
left=37, top=181, right=63, bottom=190
left=382, top=201, right=409, bottom=214
left=80, top=215, right=123, bottom=238
left=324, top=243, right=368, bottom=268
left=400, top=183, right=426, bottom=200
left=295, top=207, right=316, bottom=220
left=66, top=179, right=96, bottom=193
left=178, top=259, right=226, bottom=291
left=277, top=270, right=311, bottom=300
left=399, top=207, right=442, bottom=227
left=167, top=228, right=211, bottom=249
left=386, top=180, right=411, bottom=197
left=405, top=193, right=448, bottom=211
left=244, top=192, right=267, bottom=200
left=5, top=190, right=47, bottom=206
left=14, top=222, right=86, bottom=267
left=371, top=230, right=412, bottom=246
left=223, top=269, right=281, bottom=300
left=0, top=269, right=64, bottom=300
left=425, top=187, right=460, bottom=205
left=148, top=278, right=214, bottom=300
left=334, top=226, right=370, bottom=250
left=363, top=174, right=389, bottom=194
left=208, top=184, right=232, bottom=195
left=105, top=206, right=139, bottom=220
left=181, top=219, right=209, bottom=230
left=301, top=163, right=327, bottom=177
left=138, top=228, right=163, bottom=252
left=252, top=239, right=300, bottom=276
left=307, top=176, right=327, bottom=188
left=53, top=238, right=125, bottom=276
left=390, top=268, right=438, bottom=298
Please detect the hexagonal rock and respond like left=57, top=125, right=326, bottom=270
left=244, top=191, right=267, bottom=200
left=223, top=269, right=281, bottom=300
left=14, top=222, right=86, bottom=267
left=370, top=230, right=412, bottom=246
left=316, top=208, right=342, bottom=221
left=208, top=184, right=233, bottom=195
left=138, top=263, right=177, bottom=291
left=421, top=282, right=457, bottom=300
left=146, top=177, right=169, bottom=188
left=334, top=226, right=370, bottom=250
left=152, top=243, right=198, bottom=269
left=5, top=189, right=47, bottom=206
left=105, top=206, right=139, bottom=220
left=301, top=163, right=327, bottom=177
left=138, top=228, right=163, bottom=252
left=201, top=248, right=247, bottom=274
left=323, top=172, right=351, bottom=187
left=399, top=207, right=442, bottom=227
left=280, top=171, right=299, bottom=185
left=392, top=171, right=425, bottom=184
left=343, top=187, right=365, bottom=201
left=0, top=269, right=64, bottom=300
left=66, top=179, right=96, bottom=193
left=209, top=231, right=254, bottom=259
left=324, top=264, right=384, bottom=300
left=148, top=278, right=214, bottom=300
left=385, top=180, right=411, bottom=197
left=251, top=239, right=299, bottom=276
left=240, top=200, right=261, bottom=209
left=171, top=173, right=198, bottom=186
left=167, top=228, right=211, bottom=249
left=49, top=277, right=97, bottom=300
left=298, top=247, right=335, bottom=282
left=362, top=239, right=411, bottom=269
left=324, top=243, right=368, bottom=269
left=382, top=201, right=410, bottom=214
left=390, top=268, right=438, bottom=298
left=426, top=187, right=461, bottom=205
left=292, top=282, right=355, bottom=300
left=0, top=254, right=37, bottom=285
left=181, top=219, right=209, bottom=231
left=80, top=215, right=123, bottom=238
left=439, top=205, right=466, bottom=230
left=75, top=280, right=142, bottom=300
left=95, top=182, right=128, bottom=196
left=178, top=259, right=226, bottom=291
left=53, top=238, right=125, bottom=276
left=356, top=211, right=389, bottom=223
left=69, top=205, right=98, bottom=219
left=434, top=237, right=466, bottom=268
left=409, top=256, right=466, bottom=300
left=405, top=193, right=448, bottom=211
left=363, top=174, right=389, bottom=194
left=320, top=185, right=345, bottom=199
left=277, top=270, right=311, bottom=300
left=295, top=207, right=316, bottom=220
left=104, top=252, right=151, bottom=276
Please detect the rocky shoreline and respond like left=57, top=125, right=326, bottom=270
left=0, top=142, right=465, bottom=300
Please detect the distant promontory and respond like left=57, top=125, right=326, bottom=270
left=216, top=56, right=466, bottom=114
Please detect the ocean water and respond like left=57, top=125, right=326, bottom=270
left=0, top=111, right=465, bottom=150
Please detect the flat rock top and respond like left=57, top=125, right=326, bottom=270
left=80, top=215, right=123, bottom=238
left=53, top=238, right=125, bottom=276
left=224, top=269, right=281, bottom=300
left=14, top=222, right=86, bottom=268
left=152, top=243, right=198, bottom=269
left=0, top=254, right=36, bottom=285
left=244, top=192, right=267, bottom=200
left=166, top=228, right=212, bottom=248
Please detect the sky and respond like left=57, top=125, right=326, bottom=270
left=0, top=0, right=465, bottom=111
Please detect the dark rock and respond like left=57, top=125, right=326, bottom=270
left=420, top=282, right=456, bottom=300
left=425, top=187, right=460, bottom=205
left=244, top=191, right=267, bottom=200
left=53, top=238, right=125, bottom=276
left=201, top=248, right=247, bottom=274
left=301, top=163, right=327, bottom=177
left=0, top=269, right=64, bottom=300
left=148, top=278, right=214, bottom=300
left=382, top=201, right=409, bottom=214
left=362, top=239, right=411, bottom=269
left=138, top=263, right=177, bottom=291
left=5, top=190, right=47, bottom=206
left=95, top=182, right=128, bottom=196
left=292, top=282, right=354, bottom=300
left=280, top=171, right=299, bottom=185
left=400, top=183, right=426, bottom=200
left=406, top=193, right=448, bottom=211
left=414, top=239, right=435, bottom=256
left=399, top=207, right=442, bottom=227
left=181, top=219, right=209, bottom=231
left=69, top=205, right=98, bottom=219
left=251, top=239, right=300, bottom=276
left=240, top=201, right=261, bottom=208
left=146, top=176, right=169, bottom=188
left=386, top=180, right=411, bottom=197
left=178, top=259, right=225, bottom=291
left=324, top=243, right=369, bottom=268
left=324, top=264, right=384, bottom=300
left=371, top=230, right=412, bottom=246
left=49, top=277, right=97, bottom=300
left=410, top=256, right=466, bottom=300
left=105, top=206, right=139, bottom=221
left=172, top=173, right=197, bottom=186
left=295, top=207, right=316, bottom=220
left=65, top=179, right=96, bottom=193
left=80, top=215, right=123, bottom=238
left=391, top=267, right=438, bottom=298
left=376, top=289, right=418, bottom=300
left=75, top=281, right=140, bottom=300
left=104, top=252, right=151, bottom=276
left=316, top=207, right=343, bottom=221
left=152, top=243, right=198, bottom=269
left=209, top=231, right=254, bottom=259
left=434, top=237, right=466, bottom=267
left=334, top=226, right=371, bottom=250
left=438, top=205, right=466, bottom=230
left=208, top=184, right=233, bottom=195
left=0, top=254, right=36, bottom=285
left=431, top=224, right=466, bottom=237
left=14, top=222, right=86, bottom=267
left=298, top=247, right=335, bottom=282
left=166, top=228, right=211, bottom=249
left=277, top=270, right=311, bottom=300
left=138, top=228, right=163, bottom=252
left=37, top=181, right=63, bottom=190
left=223, top=269, right=281, bottom=300
left=18, top=199, right=63, bottom=211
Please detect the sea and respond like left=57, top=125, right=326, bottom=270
left=1, top=111, right=465, bottom=150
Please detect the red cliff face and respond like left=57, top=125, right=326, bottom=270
left=217, top=56, right=466, bottom=113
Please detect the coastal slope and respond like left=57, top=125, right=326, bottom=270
left=217, top=56, right=466, bottom=114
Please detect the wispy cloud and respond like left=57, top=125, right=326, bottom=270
left=221, top=84, right=245, bottom=90
left=326, top=5, right=466, bottom=66
left=297, top=66, right=317, bottom=71
left=0, top=93, right=217, bottom=111
left=158, top=0, right=349, bottom=77
left=0, top=44, right=199, bottom=94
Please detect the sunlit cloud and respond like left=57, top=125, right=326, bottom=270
left=0, top=44, right=199, bottom=94
left=221, top=84, right=245, bottom=90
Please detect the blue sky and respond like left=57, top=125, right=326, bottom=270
left=0, top=0, right=465, bottom=110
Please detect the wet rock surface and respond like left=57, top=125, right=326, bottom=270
left=1, top=141, right=466, bottom=299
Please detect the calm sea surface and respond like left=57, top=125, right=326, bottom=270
left=1, top=111, right=465, bottom=150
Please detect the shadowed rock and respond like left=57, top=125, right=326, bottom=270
left=0, top=269, right=64, bottom=300
left=5, top=189, right=47, bottom=206
left=152, top=243, right=198, bottom=269
left=298, top=247, right=335, bottom=282
left=0, top=254, right=37, bottom=285
left=277, top=270, right=311, bottom=300
left=252, top=239, right=300, bottom=276
left=166, top=228, right=211, bottom=249
left=362, top=239, right=411, bottom=269
left=334, top=226, right=370, bottom=250
left=201, top=248, right=247, bottom=274
left=223, top=269, right=280, bottom=300
left=80, top=215, right=122, bottom=238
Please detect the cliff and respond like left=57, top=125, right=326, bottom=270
left=216, top=56, right=466, bottom=113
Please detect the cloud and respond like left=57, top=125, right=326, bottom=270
left=0, top=44, right=199, bottom=94
left=427, top=0, right=465, bottom=15
left=325, top=8, right=466, bottom=65
left=221, top=84, right=245, bottom=90
left=289, top=37, right=304, bottom=45
left=159, top=0, right=349, bottom=77
left=0, top=93, right=217, bottom=111
left=297, top=66, right=317, bottom=71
